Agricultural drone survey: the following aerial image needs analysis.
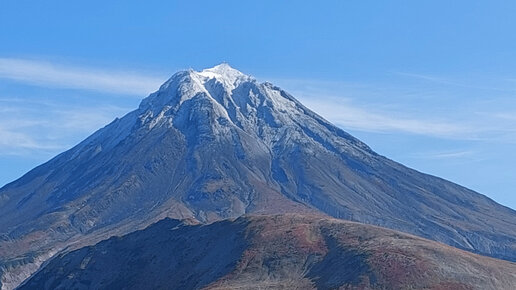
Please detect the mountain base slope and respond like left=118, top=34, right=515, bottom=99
left=20, top=214, right=516, bottom=290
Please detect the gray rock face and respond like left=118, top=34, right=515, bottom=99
left=1, top=64, right=515, bottom=288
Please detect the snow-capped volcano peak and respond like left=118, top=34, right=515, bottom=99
left=139, top=64, right=251, bottom=116
left=196, top=63, right=252, bottom=91
left=135, top=63, right=373, bottom=155
left=198, top=63, right=245, bottom=79
left=148, top=63, right=253, bottom=108
left=140, top=63, right=329, bottom=133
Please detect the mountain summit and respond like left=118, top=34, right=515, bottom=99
left=1, top=64, right=515, bottom=289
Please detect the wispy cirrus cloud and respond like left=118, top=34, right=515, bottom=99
left=0, top=125, right=62, bottom=151
left=276, top=76, right=516, bottom=143
left=2, top=59, right=516, bottom=159
left=298, top=97, right=474, bottom=139
left=0, top=96, right=132, bottom=156
left=0, top=57, right=158, bottom=157
left=0, top=58, right=165, bottom=95
left=393, top=71, right=516, bottom=93
left=409, top=150, right=476, bottom=160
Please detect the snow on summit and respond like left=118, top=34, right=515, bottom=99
left=197, top=63, right=251, bottom=89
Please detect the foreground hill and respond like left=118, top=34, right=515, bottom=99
left=20, top=214, right=516, bottom=290
left=1, top=64, right=515, bottom=288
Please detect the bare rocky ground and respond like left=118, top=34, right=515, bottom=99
left=20, top=214, right=516, bottom=290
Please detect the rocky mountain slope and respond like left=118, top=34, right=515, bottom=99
left=20, top=214, right=516, bottom=290
left=1, top=64, right=515, bottom=288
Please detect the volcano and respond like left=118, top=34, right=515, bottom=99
left=1, top=64, right=515, bottom=289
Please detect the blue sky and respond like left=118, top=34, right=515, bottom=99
left=1, top=1, right=515, bottom=209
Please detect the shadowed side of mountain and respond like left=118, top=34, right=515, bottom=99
left=19, top=218, right=250, bottom=290
left=20, top=215, right=516, bottom=290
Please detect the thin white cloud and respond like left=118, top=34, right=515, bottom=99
left=0, top=125, right=63, bottom=151
left=277, top=77, right=516, bottom=142
left=394, top=71, right=516, bottom=93
left=0, top=58, right=165, bottom=95
left=490, top=112, right=516, bottom=121
left=2, top=61, right=516, bottom=158
left=0, top=96, right=132, bottom=156
left=298, top=97, right=477, bottom=139
left=409, top=150, right=475, bottom=160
